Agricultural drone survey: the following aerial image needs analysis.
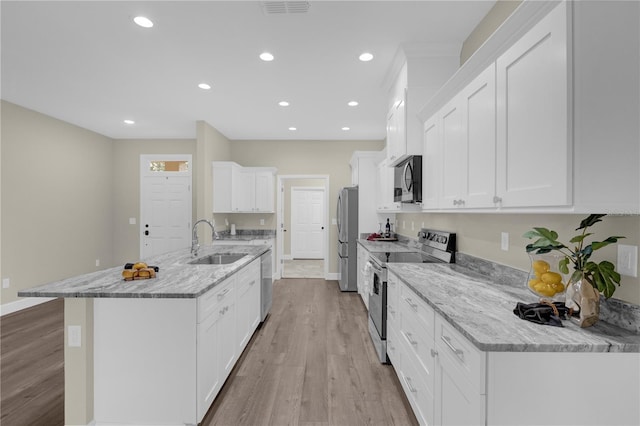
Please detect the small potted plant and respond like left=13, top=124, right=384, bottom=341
left=523, top=214, right=625, bottom=327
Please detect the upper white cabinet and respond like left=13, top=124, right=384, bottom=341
left=375, top=154, right=401, bottom=212
left=419, top=1, right=640, bottom=213
left=495, top=2, right=570, bottom=208
left=386, top=53, right=460, bottom=167
left=350, top=151, right=383, bottom=234
left=212, top=162, right=277, bottom=213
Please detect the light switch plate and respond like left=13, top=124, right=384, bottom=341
left=501, top=232, right=509, bottom=251
left=129, top=217, right=136, bottom=225
left=2, top=278, right=9, bottom=289
left=617, top=244, right=638, bottom=277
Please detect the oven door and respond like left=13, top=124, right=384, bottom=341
left=368, top=263, right=387, bottom=340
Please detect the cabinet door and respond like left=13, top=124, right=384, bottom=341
left=387, top=96, right=406, bottom=165
left=435, top=357, right=485, bottom=426
left=496, top=2, right=570, bottom=207
left=461, top=64, right=497, bottom=208
left=236, top=261, right=260, bottom=351
left=254, top=171, right=274, bottom=212
left=439, top=98, right=467, bottom=208
left=197, top=309, right=221, bottom=421
left=235, top=170, right=255, bottom=212
left=422, top=117, right=441, bottom=209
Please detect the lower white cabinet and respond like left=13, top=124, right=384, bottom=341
left=388, top=271, right=640, bottom=426
left=94, top=259, right=262, bottom=425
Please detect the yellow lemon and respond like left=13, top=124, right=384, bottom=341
left=529, top=278, right=542, bottom=289
left=541, top=272, right=562, bottom=285
left=552, top=282, right=565, bottom=293
left=532, top=260, right=550, bottom=278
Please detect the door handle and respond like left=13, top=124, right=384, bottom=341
left=144, top=230, right=149, bottom=236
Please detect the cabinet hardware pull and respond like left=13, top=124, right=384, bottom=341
left=405, top=332, right=417, bottom=346
left=217, top=288, right=230, bottom=300
left=404, top=297, right=417, bottom=310
left=431, top=349, right=438, bottom=357
left=406, top=377, right=417, bottom=393
left=441, top=335, right=464, bottom=359
left=493, top=195, right=502, bottom=203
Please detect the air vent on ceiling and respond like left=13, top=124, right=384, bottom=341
left=261, top=1, right=310, bottom=15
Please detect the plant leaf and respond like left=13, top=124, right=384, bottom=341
left=569, top=233, right=593, bottom=244
left=558, top=257, right=570, bottom=274
left=570, top=270, right=584, bottom=284
left=576, top=214, right=606, bottom=231
left=533, top=227, right=559, bottom=242
left=591, top=236, right=626, bottom=251
left=523, top=230, right=542, bottom=239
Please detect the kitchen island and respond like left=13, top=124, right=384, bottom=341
left=19, top=244, right=270, bottom=426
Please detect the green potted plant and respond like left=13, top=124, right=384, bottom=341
left=523, top=214, right=625, bottom=327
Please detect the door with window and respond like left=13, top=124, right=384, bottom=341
left=140, top=155, right=192, bottom=258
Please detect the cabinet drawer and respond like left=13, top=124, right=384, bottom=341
left=387, top=271, right=399, bottom=308
left=400, top=308, right=436, bottom=381
left=198, top=277, right=235, bottom=323
left=398, top=337, right=435, bottom=426
left=435, top=316, right=485, bottom=394
left=237, top=258, right=260, bottom=285
left=400, top=284, right=435, bottom=333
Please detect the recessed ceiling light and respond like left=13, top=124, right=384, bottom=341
left=124, top=119, right=135, bottom=125
left=198, top=83, right=211, bottom=90
left=279, top=101, right=290, bottom=107
left=260, top=52, right=274, bottom=61
left=359, top=52, right=373, bottom=62
left=289, top=127, right=297, bottom=131
left=348, top=101, right=359, bottom=107
left=133, top=16, right=154, bottom=28
left=342, top=127, right=350, bottom=131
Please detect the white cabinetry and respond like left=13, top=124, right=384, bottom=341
left=350, top=151, right=383, bottom=235
left=236, top=259, right=261, bottom=351
left=386, top=54, right=459, bottom=167
left=495, top=2, right=570, bottom=208
left=389, top=271, right=639, bottom=426
left=375, top=155, right=401, bottom=212
left=356, top=244, right=372, bottom=309
left=420, top=1, right=639, bottom=213
left=212, top=162, right=277, bottom=213
left=94, top=260, right=263, bottom=425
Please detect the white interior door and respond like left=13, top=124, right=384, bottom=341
left=140, top=155, right=192, bottom=259
left=291, top=187, right=324, bottom=259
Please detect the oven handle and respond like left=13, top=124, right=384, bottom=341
left=367, top=259, right=383, bottom=274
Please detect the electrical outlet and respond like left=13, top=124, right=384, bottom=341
left=421, top=222, right=425, bottom=228
left=617, top=244, right=638, bottom=277
left=411, top=222, right=415, bottom=231
left=95, top=259, right=100, bottom=267
left=501, top=232, right=509, bottom=251
left=129, top=217, right=136, bottom=225
left=260, top=218, right=265, bottom=226
left=68, top=326, right=81, bottom=347
left=2, top=278, right=9, bottom=289
left=402, top=220, right=406, bottom=229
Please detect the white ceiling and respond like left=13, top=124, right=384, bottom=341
left=1, top=1, right=496, bottom=141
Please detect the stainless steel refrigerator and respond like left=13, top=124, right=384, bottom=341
left=337, top=186, right=358, bottom=291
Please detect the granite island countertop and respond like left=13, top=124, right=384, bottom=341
left=18, top=245, right=270, bottom=299
left=387, top=262, right=640, bottom=353
left=357, top=239, right=417, bottom=253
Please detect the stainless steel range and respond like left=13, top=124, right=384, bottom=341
left=368, top=229, right=456, bottom=363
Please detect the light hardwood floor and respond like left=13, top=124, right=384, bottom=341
left=0, top=280, right=417, bottom=426
left=203, top=279, right=417, bottom=426
left=1, top=298, right=65, bottom=426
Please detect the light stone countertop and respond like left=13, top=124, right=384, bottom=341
left=387, top=262, right=640, bottom=353
left=18, top=245, right=270, bottom=299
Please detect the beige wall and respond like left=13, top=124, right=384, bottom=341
left=1, top=101, right=114, bottom=305
left=395, top=213, right=640, bottom=305
left=112, top=139, right=196, bottom=266
left=229, top=140, right=384, bottom=274
left=197, top=120, right=231, bottom=244
left=459, top=0, right=522, bottom=65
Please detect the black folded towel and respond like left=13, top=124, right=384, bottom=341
left=513, top=301, right=573, bottom=327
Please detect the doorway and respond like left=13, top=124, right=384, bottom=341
left=277, top=175, right=329, bottom=279
left=140, top=154, right=192, bottom=258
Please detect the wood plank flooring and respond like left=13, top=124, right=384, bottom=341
left=203, top=279, right=418, bottom=426
left=1, top=298, right=65, bottom=426
left=0, top=279, right=417, bottom=426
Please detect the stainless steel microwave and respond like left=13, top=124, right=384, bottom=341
left=394, top=155, right=422, bottom=203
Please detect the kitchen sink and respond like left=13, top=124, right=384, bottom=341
left=189, top=253, right=247, bottom=265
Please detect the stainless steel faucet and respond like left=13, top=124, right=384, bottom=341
left=191, top=219, right=216, bottom=257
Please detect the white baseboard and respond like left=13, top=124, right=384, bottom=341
left=282, top=254, right=293, bottom=260
left=326, top=273, right=339, bottom=280
left=1, top=297, right=56, bottom=316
